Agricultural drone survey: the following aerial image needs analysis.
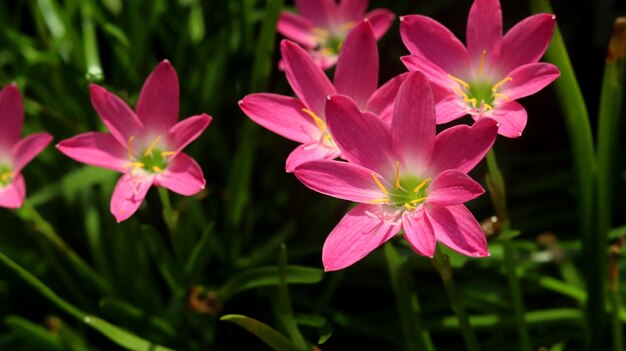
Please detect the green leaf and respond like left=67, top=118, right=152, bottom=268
left=184, top=222, right=215, bottom=280
left=5, top=316, right=65, bottom=351
left=276, top=244, right=306, bottom=348
left=294, top=314, right=333, bottom=345
left=220, top=314, right=305, bottom=351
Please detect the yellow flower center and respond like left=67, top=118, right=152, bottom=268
left=367, top=161, right=431, bottom=211
left=126, top=135, right=176, bottom=175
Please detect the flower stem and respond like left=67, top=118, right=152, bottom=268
left=432, top=246, right=480, bottom=351
left=609, top=239, right=625, bottom=351
left=157, top=187, right=176, bottom=237
left=81, top=2, right=103, bottom=82
left=485, top=149, right=532, bottom=351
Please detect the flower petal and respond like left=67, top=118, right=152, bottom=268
left=325, top=95, right=394, bottom=175
left=0, top=174, right=25, bottom=209
left=435, top=96, right=468, bottom=124
left=56, top=132, right=128, bottom=172
left=400, top=15, right=470, bottom=75
left=430, top=117, right=498, bottom=174
left=426, top=204, right=489, bottom=257
left=500, top=63, right=560, bottom=100
left=294, top=159, right=387, bottom=203
left=166, top=114, right=212, bottom=156
left=156, top=152, right=205, bottom=196
left=486, top=101, right=528, bottom=138
left=295, top=0, right=335, bottom=27
left=136, top=60, right=180, bottom=132
left=466, top=0, right=502, bottom=68
left=334, top=20, right=378, bottom=108
left=281, top=40, right=336, bottom=116
left=391, top=71, right=436, bottom=167
left=366, top=73, right=408, bottom=123
left=401, top=55, right=454, bottom=93
left=285, top=143, right=340, bottom=173
left=110, top=174, right=153, bottom=222
left=322, top=203, right=400, bottom=271
left=277, top=12, right=316, bottom=48
left=90, top=84, right=144, bottom=146
left=402, top=207, right=436, bottom=257
left=428, top=169, right=484, bottom=205
left=11, top=133, right=52, bottom=174
left=499, top=14, right=556, bottom=73
left=337, top=0, right=367, bottom=23
left=365, top=9, right=395, bottom=40
left=0, top=84, right=23, bottom=150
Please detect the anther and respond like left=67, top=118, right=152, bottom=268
left=491, top=77, right=513, bottom=92
left=493, top=93, right=511, bottom=101
left=152, top=166, right=163, bottom=173
left=483, top=103, right=494, bottom=111
left=447, top=74, right=471, bottom=90
left=413, top=178, right=432, bottom=193
left=411, top=197, right=427, bottom=204
left=367, top=198, right=390, bottom=204
left=395, top=161, right=400, bottom=190
left=0, top=171, right=12, bottom=182
left=478, top=50, right=487, bottom=76
left=404, top=203, right=416, bottom=211
left=161, top=151, right=176, bottom=157
left=371, top=173, right=389, bottom=196
left=144, top=135, right=162, bottom=157
left=127, top=136, right=135, bottom=160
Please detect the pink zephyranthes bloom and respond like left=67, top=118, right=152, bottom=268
left=0, top=84, right=53, bottom=209
left=241, top=20, right=406, bottom=172
left=277, top=0, right=394, bottom=69
left=294, top=72, right=498, bottom=271
left=400, top=0, right=560, bottom=138
left=57, top=60, right=211, bottom=222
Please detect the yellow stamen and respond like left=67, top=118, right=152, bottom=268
left=339, top=21, right=356, bottom=33
left=302, top=108, right=327, bottom=132
left=395, top=161, right=400, bottom=190
left=493, top=93, right=511, bottom=101
left=144, top=135, right=162, bottom=157
left=0, top=171, right=13, bottom=182
left=404, top=203, right=416, bottom=210
left=152, top=166, right=163, bottom=173
left=478, top=50, right=487, bottom=76
left=453, top=87, right=470, bottom=101
left=447, top=74, right=471, bottom=90
left=413, top=177, right=432, bottom=193
left=483, top=103, right=494, bottom=111
left=161, top=151, right=176, bottom=157
left=371, top=173, right=389, bottom=196
left=367, top=198, right=391, bottom=204
left=491, top=77, right=513, bottom=92
left=127, top=162, right=145, bottom=171
left=127, top=136, right=135, bottom=160
left=411, top=197, right=427, bottom=204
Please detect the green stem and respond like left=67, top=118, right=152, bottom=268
left=432, top=246, right=480, bottom=351
left=610, top=285, right=624, bottom=351
left=81, top=2, right=103, bottom=82
left=485, top=149, right=532, bottom=351
left=157, top=187, right=176, bottom=236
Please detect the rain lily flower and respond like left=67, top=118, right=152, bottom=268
left=400, top=0, right=560, bottom=138
left=0, top=84, right=53, bottom=209
left=277, top=0, right=394, bottom=69
left=294, top=72, right=498, bottom=271
left=240, top=20, right=406, bottom=172
left=57, top=60, right=211, bottom=222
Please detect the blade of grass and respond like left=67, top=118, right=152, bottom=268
left=276, top=244, right=307, bottom=349
left=220, top=314, right=304, bottom=351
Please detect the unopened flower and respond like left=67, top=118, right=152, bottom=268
left=294, top=72, right=498, bottom=271
left=57, top=60, right=211, bottom=222
left=0, top=84, right=53, bottom=209
left=400, top=0, right=560, bottom=137
left=277, top=0, right=394, bottom=69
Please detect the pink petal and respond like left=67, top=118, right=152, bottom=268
left=498, top=14, right=556, bottom=73
left=281, top=40, right=336, bottom=116
left=294, top=159, right=387, bottom=203
left=295, top=0, right=335, bottom=26
left=110, top=174, right=153, bottom=222
left=365, top=9, right=395, bottom=40
left=334, top=20, right=378, bottom=108
left=325, top=95, right=394, bottom=176
left=56, top=132, right=132, bottom=172
left=401, top=55, right=454, bottom=93
left=391, top=71, right=436, bottom=167
left=90, top=84, right=144, bottom=146
left=285, top=142, right=340, bottom=173
left=435, top=96, right=468, bottom=124
left=0, top=174, right=25, bottom=209
left=277, top=12, right=316, bottom=48
left=400, top=15, right=470, bottom=76
left=466, top=0, right=502, bottom=69
left=337, top=0, right=367, bottom=23
left=239, top=93, right=319, bottom=144
left=427, top=169, right=484, bottom=205
left=485, top=101, right=528, bottom=138
left=136, top=60, right=180, bottom=132
left=322, top=204, right=400, bottom=271
left=11, top=133, right=52, bottom=174
left=500, top=63, right=560, bottom=100
left=0, top=84, right=23, bottom=150
left=365, top=73, right=408, bottom=123
left=430, top=117, right=498, bottom=174
left=402, top=207, right=436, bottom=257
left=155, top=152, right=205, bottom=196
left=166, top=114, right=212, bottom=156
left=426, top=204, right=489, bottom=257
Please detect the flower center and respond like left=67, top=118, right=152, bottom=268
left=126, top=135, right=175, bottom=175
left=310, top=22, right=355, bottom=57
left=302, top=108, right=336, bottom=147
left=368, top=161, right=431, bottom=211
left=0, top=165, right=13, bottom=187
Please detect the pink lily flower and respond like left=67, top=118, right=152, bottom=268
left=57, top=60, right=212, bottom=222
left=277, top=0, right=394, bottom=69
left=0, top=84, right=53, bottom=209
left=240, top=20, right=406, bottom=172
left=294, top=72, right=499, bottom=271
left=400, top=0, right=560, bottom=138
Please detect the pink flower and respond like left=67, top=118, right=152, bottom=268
left=57, top=60, right=211, bottom=222
left=294, top=72, right=498, bottom=271
left=240, top=20, right=406, bottom=172
left=400, top=0, right=560, bottom=138
left=0, top=84, right=53, bottom=209
left=277, top=0, right=394, bottom=69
